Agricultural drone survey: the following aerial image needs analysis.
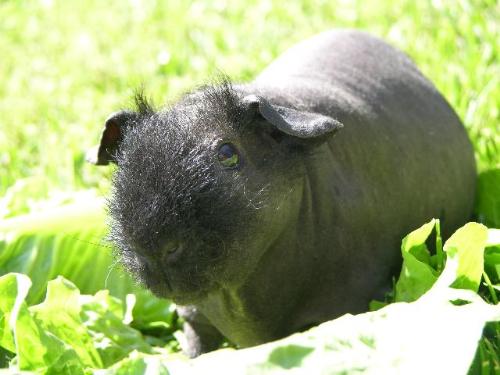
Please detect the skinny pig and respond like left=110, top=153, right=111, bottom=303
left=89, top=30, right=476, bottom=357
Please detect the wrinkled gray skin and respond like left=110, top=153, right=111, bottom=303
left=90, top=30, right=476, bottom=357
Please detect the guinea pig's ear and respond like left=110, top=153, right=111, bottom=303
left=242, top=95, right=343, bottom=139
left=86, top=110, right=136, bottom=165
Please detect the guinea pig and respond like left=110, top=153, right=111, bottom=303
left=89, top=29, right=476, bottom=357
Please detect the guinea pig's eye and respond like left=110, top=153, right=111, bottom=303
left=217, top=143, right=240, bottom=169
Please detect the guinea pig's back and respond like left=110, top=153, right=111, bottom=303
left=253, top=29, right=476, bottom=238
left=254, top=30, right=446, bottom=117
left=254, top=29, right=424, bottom=94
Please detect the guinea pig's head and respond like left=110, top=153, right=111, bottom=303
left=89, top=82, right=342, bottom=304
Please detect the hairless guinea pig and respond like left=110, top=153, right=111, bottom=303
left=88, top=29, right=476, bottom=357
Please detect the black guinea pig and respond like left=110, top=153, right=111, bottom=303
left=89, top=29, right=476, bottom=357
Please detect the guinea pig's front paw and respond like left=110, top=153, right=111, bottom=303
left=177, top=306, right=225, bottom=358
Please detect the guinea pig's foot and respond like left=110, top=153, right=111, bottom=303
left=177, top=306, right=225, bottom=358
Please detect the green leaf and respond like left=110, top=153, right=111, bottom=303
left=80, top=290, right=153, bottom=367
left=0, top=273, right=165, bottom=373
left=395, top=219, right=439, bottom=302
left=368, top=299, right=387, bottom=311
left=267, top=344, right=314, bottom=369
left=476, top=169, right=500, bottom=228
left=104, top=351, right=170, bottom=375
left=0, top=273, right=85, bottom=373
left=443, top=223, right=488, bottom=292
left=0, top=194, right=106, bottom=235
left=131, top=290, right=175, bottom=333
left=484, top=248, right=500, bottom=285
left=29, top=277, right=103, bottom=369
left=0, top=273, right=31, bottom=354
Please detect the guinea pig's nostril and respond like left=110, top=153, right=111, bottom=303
left=162, top=241, right=184, bottom=265
left=167, top=246, right=178, bottom=254
left=163, top=241, right=185, bottom=262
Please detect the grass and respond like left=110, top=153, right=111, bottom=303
left=0, top=0, right=498, bottom=219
